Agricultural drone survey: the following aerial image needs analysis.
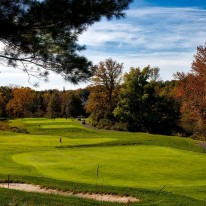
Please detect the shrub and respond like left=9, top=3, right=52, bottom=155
left=97, top=119, right=113, bottom=129
left=10, top=126, right=28, bottom=134
left=111, top=122, right=128, bottom=131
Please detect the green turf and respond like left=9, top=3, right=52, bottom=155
left=1, top=118, right=206, bottom=205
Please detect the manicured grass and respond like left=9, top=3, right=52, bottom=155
left=12, top=146, right=206, bottom=188
left=0, top=118, right=206, bottom=205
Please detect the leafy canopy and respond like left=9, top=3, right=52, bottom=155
left=86, top=58, right=123, bottom=124
left=0, top=0, right=132, bottom=84
left=114, top=66, right=180, bottom=134
left=175, top=43, right=206, bottom=135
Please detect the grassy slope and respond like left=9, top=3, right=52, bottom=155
left=0, top=118, right=206, bottom=205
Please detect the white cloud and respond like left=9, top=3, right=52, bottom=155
left=1, top=6, right=206, bottom=89
left=79, top=6, right=206, bottom=51
left=78, top=22, right=142, bottom=47
left=77, top=5, right=206, bottom=81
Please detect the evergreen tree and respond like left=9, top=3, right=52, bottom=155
left=0, top=0, right=132, bottom=83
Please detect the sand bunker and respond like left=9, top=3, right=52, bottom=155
left=0, top=183, right=139, bottom=203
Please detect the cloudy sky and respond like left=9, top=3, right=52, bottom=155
left=0, top=0, right=206, bottom=90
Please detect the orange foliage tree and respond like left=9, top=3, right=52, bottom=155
left=6, top=87, right=35, bottom=118
left=91, top=58, right=123, bottom=112
left=86, top=59, right=123, bottom=126
left=175, top=43, right=206, bottom=135
left=86, top=86, right=111, bottom=125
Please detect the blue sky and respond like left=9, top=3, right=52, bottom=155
left=132, top=0, right=206, bottom=8
left=1, top=0, right=206, bottom=90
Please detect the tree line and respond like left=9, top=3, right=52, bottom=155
left=1, top=43, right=206, bottom=138
left=0, top=87, right=88, bottom=120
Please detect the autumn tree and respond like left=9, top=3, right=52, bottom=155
left=86, top=85, right=112, bottom=126
left=175, top=43, right=206, bottom=136
left=0, top=0, right=132, bottom=83
left=92, top=58, right=123, bottom=111
left=86, top=58, right=123, bottom=127
left=6, top=87, right=36, bottom=118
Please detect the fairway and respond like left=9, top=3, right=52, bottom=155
left=1, top=118, right=206, bottom=204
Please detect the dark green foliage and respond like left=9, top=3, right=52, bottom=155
left=110, top=122, right=128, bottom=131
left=140, top=83, right=181, bottom=135
left=76, top=88, right=90, bottom=106
left=97, top=118, right=113, bottom=129
left=33, top=92, right=47, bottom=117
left=114, top=67, right=151, bottom=131
left=46, top=92, right=61, bottom=118
left=0, top=86, right=13, bottom=118
left=114, top=66, right=180, bottom=135
left=62, top=92, right=85, bottom=118
left=0, top=0, right=132, bottom=83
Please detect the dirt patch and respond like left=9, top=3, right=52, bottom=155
left=0, top=183, right=139, bottom=203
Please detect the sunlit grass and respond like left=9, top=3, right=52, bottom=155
left=0, top=118, right=206, bottom=205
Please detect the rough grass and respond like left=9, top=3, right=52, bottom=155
left=0, top=118, right=206, bottom=205
left=0, top=187, right=119, bottom=206
left=1, top=185, right=206, bottom=206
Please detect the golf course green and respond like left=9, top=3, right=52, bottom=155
left=1, top=118, right=206, bottom=205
